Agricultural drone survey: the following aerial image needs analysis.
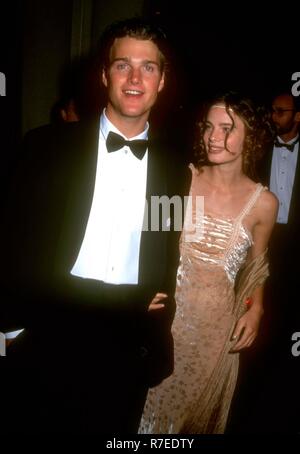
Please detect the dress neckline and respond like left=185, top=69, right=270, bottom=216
left=202, top=183, right=263, bottom=222
left=203, top=212, right=253, bottom=244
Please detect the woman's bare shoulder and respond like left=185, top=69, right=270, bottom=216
left=257, top=188, right=279, bottom=222
left=260, top=188, right=278, bottom=209
left=244, top=176, right=278, bottom=214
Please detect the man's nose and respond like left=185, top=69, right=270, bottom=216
left=129, top=67, right=141, bottom=84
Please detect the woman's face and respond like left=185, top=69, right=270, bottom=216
left=203, top=104, right=246, bottom=166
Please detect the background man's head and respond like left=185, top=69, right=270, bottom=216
left=271, top=93, right=300, bottom=138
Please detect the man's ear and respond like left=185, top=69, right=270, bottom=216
left=294, top=111, right=300, bottom=123
left=102, top=69, right=108, bottom=87
left=158, top=72, right=165, bottom=93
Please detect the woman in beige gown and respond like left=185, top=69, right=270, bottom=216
left=139, top=92, right=278, bottom=434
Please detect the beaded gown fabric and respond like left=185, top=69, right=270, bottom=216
left=139, top=165, right=269, bottom=434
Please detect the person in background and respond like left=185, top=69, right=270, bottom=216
left=259, top=91, right=300, bottom=328
left=230, top=90, right=300, bottom=434
left=51, top=96, right=80, bottom=123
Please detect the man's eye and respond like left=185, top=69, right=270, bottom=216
left=115, top=63, right=129, bottom=71
left=144, top=64, right=154, bottom=72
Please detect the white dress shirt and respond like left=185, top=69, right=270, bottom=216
left=71, top=110, right=149, bottom=284
left=270, top=135, right=299, bottom=224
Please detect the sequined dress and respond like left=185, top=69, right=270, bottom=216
left=139, top=167, right=266, bottom=434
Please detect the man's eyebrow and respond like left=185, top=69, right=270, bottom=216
left=273, top=105, right=293, bottom=109
left=110, top=57, right=129, bottom=64
left=142, top=60, right=160, bottom=66
left=111, top=57, right=159, bottom=66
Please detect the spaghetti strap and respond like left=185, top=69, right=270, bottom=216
left=235, top=183, right=266, bottom=224
left=224, top=184, right=266, bottom=260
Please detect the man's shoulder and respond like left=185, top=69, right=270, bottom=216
left=256, top=142, right=274, bottom=183
left=24, top=119, right=99, bottom=143
left=21, top=119, right=100, bottom=164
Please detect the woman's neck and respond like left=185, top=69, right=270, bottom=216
left=203, top=164, right=246, bottom=192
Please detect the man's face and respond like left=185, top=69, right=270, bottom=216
left=102, top=36, right=165, bottom=125
left=272, top=94, right=297, bottom=136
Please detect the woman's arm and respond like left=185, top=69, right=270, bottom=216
left=231, top=189, right=278, bottom=352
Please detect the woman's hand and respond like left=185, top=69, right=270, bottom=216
left=148, top=293, right=168, bottom=311
left=230, top=305, right=264, bottom=352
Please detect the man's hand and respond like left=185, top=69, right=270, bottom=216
left=148, top=293, right=168, bottom=312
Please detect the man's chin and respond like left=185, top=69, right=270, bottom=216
left=121, top=109, right=149, bottom=119
left=276, top=126, right=292, bottom=136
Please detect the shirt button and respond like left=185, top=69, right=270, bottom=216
left=280, top=187, right=283, bottom=190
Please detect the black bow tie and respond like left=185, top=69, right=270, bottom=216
left=274, top=137, right=299, bottom=152
left=106, top=131, right=148, bottom=160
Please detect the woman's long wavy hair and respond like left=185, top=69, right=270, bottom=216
left=193, top=92, right=275, bottom=178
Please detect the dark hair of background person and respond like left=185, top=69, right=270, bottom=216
left=193, top=91, right=276, bottom=179
left=268, top=86, right=300, bottom=112
left=50, top=55, right=106, bottom=124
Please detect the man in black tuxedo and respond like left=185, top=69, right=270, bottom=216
left=2, top=17, right=190, bottom=432
left=230, top=91, right=300, bottom=433
left=258, top=91, right=300, bottom=333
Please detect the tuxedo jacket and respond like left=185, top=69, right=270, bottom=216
left=2, top=118, right=191, bottom=384
left=257, top=142, right=300, bottom=281
left=258, top=143, right=300, bottom=231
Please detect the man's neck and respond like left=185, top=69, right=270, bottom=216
left=278, top=130, right=299, bottom=143
left=105, top=107, right=149, bottom=139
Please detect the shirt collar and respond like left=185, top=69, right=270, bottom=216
left=276, top=133, right=299, bottom=145
left=100, top=108, right=149, bottom=141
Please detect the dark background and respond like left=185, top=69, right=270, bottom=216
left=1, top=1, right=299, bottom=144
left=0, top=0, right=299, bottom=436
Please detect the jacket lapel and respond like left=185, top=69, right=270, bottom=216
left=138, top=134, right=168, bottom=288
left=288, top=148, right=300, bottom=226
left=54, top=120, right=100, bottom=273
left=258, top=143, right=273, bottom=186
